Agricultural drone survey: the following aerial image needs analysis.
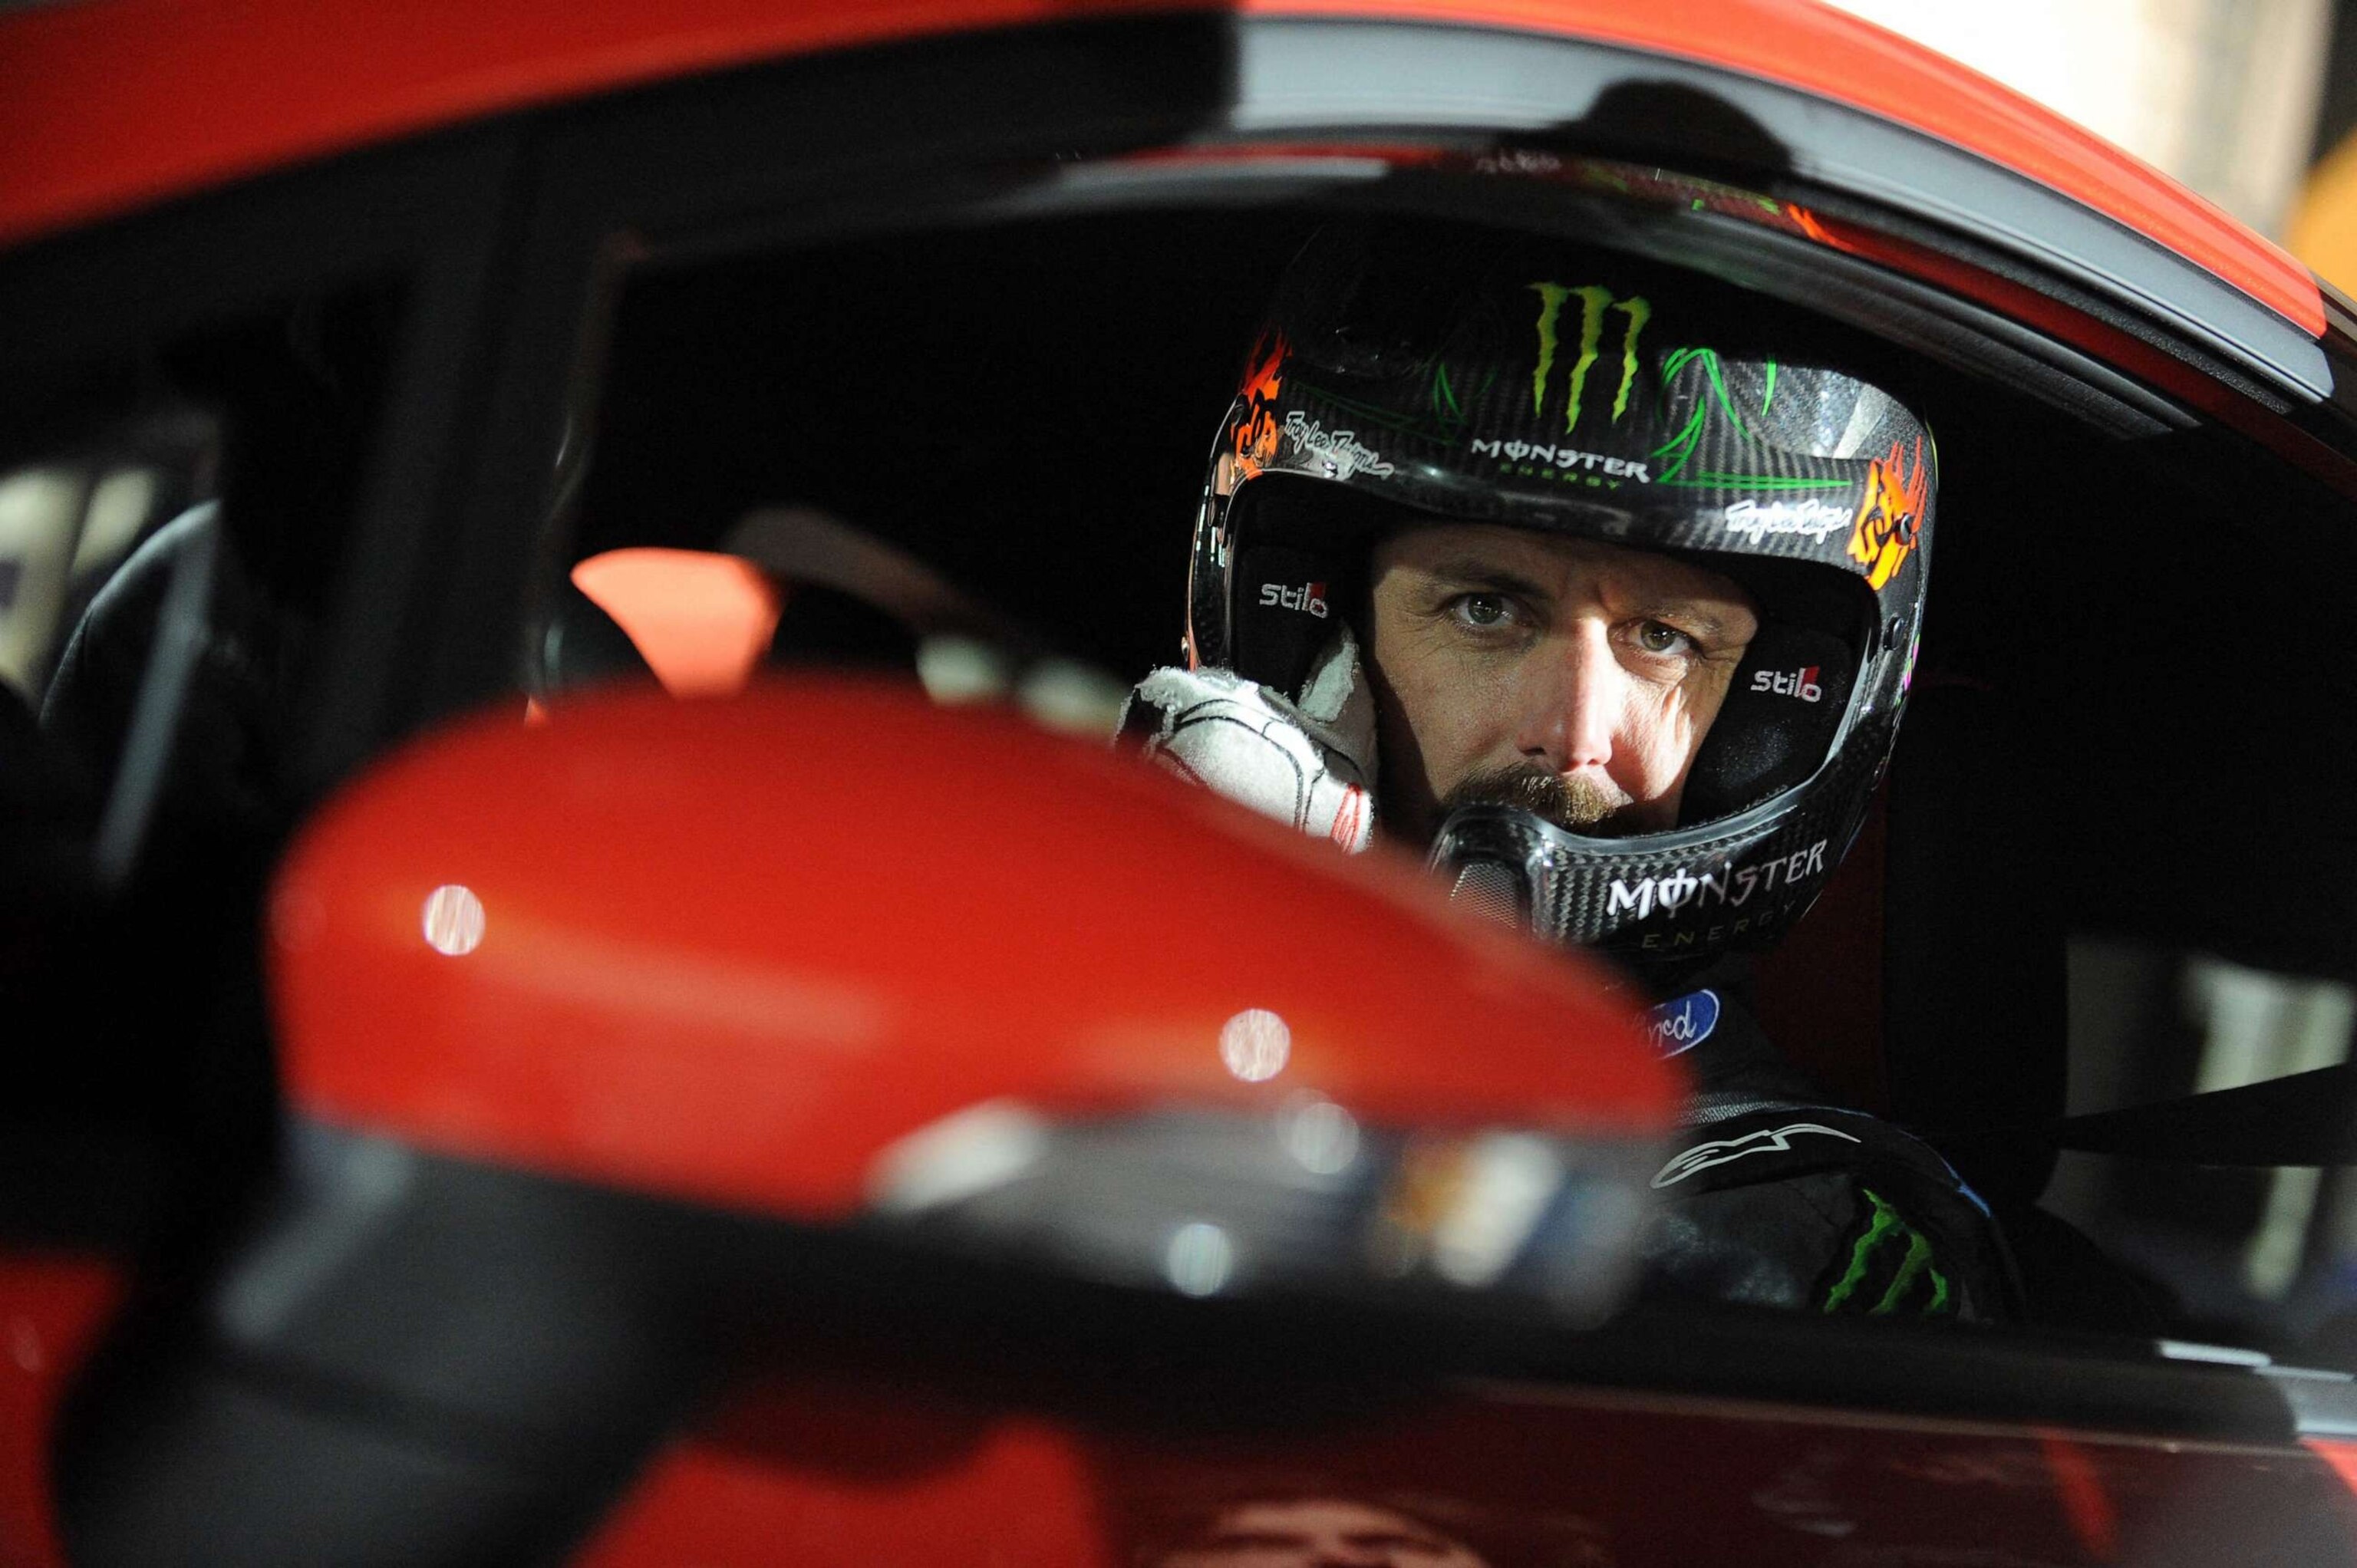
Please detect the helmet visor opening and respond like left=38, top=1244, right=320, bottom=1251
left=1230, top=475, right=1879, bottom=832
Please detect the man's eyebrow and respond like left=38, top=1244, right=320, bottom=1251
left=1421, top=555, right=1549, bottom=599
left=1415, top=555, right=1753, bottom=639
left=1637, top=597, right=1739, bottom=639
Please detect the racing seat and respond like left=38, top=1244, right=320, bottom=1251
left=765, top=582, right=920, bottom=673
left=41, top=505, right=261, bottom=826
left=531, top=555, right=920, bottom=704
left=536, top=510, right=1037, bottom=704
left=1753, top=678, right=2160, bottom=1329
left=1879, top=680, right=2066, bottom=1207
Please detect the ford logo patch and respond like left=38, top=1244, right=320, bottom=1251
left=1644, top=988, right=1719, bottom=1059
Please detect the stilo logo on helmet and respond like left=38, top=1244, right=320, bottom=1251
left=1187, top=228, right=1939, bottom=971
left=1750, top=666, right=1823, bottom=703
left=1257, top=581, right=1330, bottom=618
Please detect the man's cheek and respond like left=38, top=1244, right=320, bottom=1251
left=1619, top=696, right=1695, bottom=802
left=1411, top=684, right=1511, bottom=789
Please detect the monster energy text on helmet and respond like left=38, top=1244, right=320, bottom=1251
left=1185, top=226, right=1935, bottom=972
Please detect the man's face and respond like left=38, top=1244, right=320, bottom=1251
left=1366, top=523, right=1759, bottom=845
left=1153, top=1498, right=1489, bottom=1568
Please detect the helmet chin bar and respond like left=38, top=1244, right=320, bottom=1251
left=1428, top=799, right=1844, bottom=986
left=1429, top=805, right=1584, bottom=944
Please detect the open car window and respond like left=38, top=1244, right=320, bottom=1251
left=517, top=132, right=2357, bottom=1370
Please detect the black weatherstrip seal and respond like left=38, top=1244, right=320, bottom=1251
left=1221, top=17, right=2333, bottom=410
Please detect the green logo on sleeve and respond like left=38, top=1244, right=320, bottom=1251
left=1821, top=1188, right=1953, bottom=1316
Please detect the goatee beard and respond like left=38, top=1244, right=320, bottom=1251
left=1445, top=763, right=1634, bottom=835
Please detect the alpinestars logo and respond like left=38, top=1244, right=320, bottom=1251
left=1651, top=1122, right=1862, bottom=1188
left=1528, top=283, right=1650, bottom=433
left=1750, top=666, right=1822, bottom=702
left=1258, top=581, right=1329, bottom=618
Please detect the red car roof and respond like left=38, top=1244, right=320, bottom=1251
left=0, top=0, right=2323, bottom=335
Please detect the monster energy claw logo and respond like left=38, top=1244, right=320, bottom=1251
left=1530, top=284, right=1650, bottom=433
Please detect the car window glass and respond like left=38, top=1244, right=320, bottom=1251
left=8, top=280, right=403, bottom=1151
left=0, top=409, right=218, bottom=716
left=2054, top=940, right=2357, bottom=1352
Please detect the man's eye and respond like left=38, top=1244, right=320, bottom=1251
left=1451, top=593, right=1512, bottom=629
left=1635, top=620, right=1693, bottom=655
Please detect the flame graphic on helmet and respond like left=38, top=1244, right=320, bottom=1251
left=1846, top=436, right=1930, bottom=591
left=1231, top=330, right=1288, bottom=478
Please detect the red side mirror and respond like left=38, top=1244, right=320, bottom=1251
left=269, top=682, right=1676, bottom=1311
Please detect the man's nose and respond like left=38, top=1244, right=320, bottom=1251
left=1517, top=621, right=1618, bottom=774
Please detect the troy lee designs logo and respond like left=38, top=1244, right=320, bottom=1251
left=1723, top=497, right=1849, bottom=545
left=1643, top=988, right=1719, bottom=1059
left=1607, top=839, right=1828, bottom=923
left=1258, top=581, right=1329, bottom=618
left=1282, top=410, right=1394, bottom=478
left=1751, top=666, right=1821, bottom=702
left=1847, top=436, right=1930, bottom=589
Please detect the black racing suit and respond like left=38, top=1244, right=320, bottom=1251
left=1633, top=967, right=2017, bottom=1320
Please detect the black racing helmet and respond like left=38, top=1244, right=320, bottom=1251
left=1184, top=226, right=1934, bottom=973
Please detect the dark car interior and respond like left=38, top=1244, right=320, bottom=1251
left=549, top=196, right=2357, bottom=1340
left=15, top=173, right=2357, bottom=1329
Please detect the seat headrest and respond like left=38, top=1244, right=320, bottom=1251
left=767, top=582, right=919, bottom=673
left=1881, top=680, right=2067, bottom=1206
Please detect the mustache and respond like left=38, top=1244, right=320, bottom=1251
left=1444, top=763, right=1635, bottom=836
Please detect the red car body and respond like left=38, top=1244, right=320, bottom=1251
left=7, top=1, right=2357, bottom=1563
left=0, top=0, right=2321, bottom=331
